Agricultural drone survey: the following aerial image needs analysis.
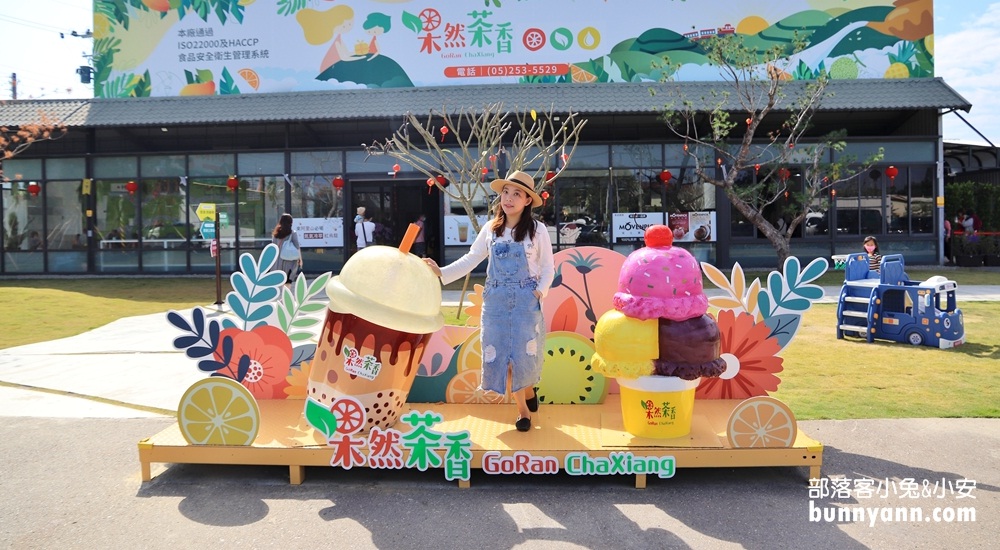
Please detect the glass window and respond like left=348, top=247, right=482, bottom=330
left=859, top=168, right=883, bottom=235
left=910, top=165, right=934, bottom=235
left=4, top=158, right=43, bottom=180
left=833, top=173, right=859, bottom=235
left=563, top=145, right=607, bottom=168
left=612, top=168, right=659, bottom=215
left=46, top=158, right=85, bottom=180
left=346, top=150, right=410, bottom=174
left=612, top=144, right=661, bottom=168
left=538, top=170, right=610, bottom=249
left=729, top=169, right=755, bottom=237
left=141, top=155, right=186, bottom=178
left=887, top=166, right=909, bottom=234
left=837, top=142, right=935, bottom=162
left=238, top=152, right=285, bottom=175
left=94, top=179, right=139, bottom=273
left=240, top=175, right=285, bottom=250
left=188, top=176, right=237, bottom=273
left=44, top=180, right=87, bottom=251
left=292, top=151, right=342, bottom=174
left=93, top=156, right=137, bottom=178
left=189, top=154, right=234, bottom=177
left=141, top=177, right=189, bottom=246
left=292, top=175, right=341, bottom=220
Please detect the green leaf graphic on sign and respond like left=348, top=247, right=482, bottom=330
left=402, top=11, right=422, bottom=34
left=305, top=398, right=337, bottom=439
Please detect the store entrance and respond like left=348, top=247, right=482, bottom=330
left=351, top=179, right=441, bottom=260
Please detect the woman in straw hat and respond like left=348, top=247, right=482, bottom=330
left=424, top=171, right=554, bottom=432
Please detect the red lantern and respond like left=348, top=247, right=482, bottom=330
left=658, top=169, right=672, bottom=184
left=754, top=163, right=760, bottom=173
left=440, top=126, right=449, bottom=142
left=436, top=174, right=448, bottom=188
left=545, top=170, right=556, bottom=184
left=392, top=163, right=401, bottom=178
left=226, top=176, right=239, bottom=191
left=125, top=180, right=138, bottom=195
left=480, top=166, right=488, bottom=181
left=886, top=165, right=899, bottom=181
left=489, top=154, right=497, bottom=164
left=27, top=182, right=41, bottom=197
left=332, top=175, right=345, bottom=190
left=540, top=190, right=550, bottom=204
left=427, top=178, right=435, bottom=194
left=778, top=168, right=791, bottom=182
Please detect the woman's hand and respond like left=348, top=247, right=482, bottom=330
left=423, top=258, right=441, bottom=277
left=533, top=290, right=542, bottom=299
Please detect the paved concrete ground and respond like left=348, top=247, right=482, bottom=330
left=1, top=285, right=998, bottom=548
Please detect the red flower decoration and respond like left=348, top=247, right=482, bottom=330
left=696, top=309, right=783, bottom=400
left=214, top=325, right=293, bottom=399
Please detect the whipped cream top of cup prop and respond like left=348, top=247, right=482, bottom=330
left=326, top=223, right=444, bottom=334
left=593, top=225, right=724, bottom=381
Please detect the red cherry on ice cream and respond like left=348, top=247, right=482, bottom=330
left=644, top=225, right=674, bottom=248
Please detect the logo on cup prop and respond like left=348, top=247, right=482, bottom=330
left=343, top=345, right=382, bottom=381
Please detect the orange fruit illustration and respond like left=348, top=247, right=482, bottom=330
left=726, top=396, right=797, bottom=448
left=238, top=68, right=260, bottom=90
left=445, top=369, right=510, bottom=404
left=179, top=82, right=216, bottom=96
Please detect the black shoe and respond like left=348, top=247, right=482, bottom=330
left=516, top=416, right=531, bottom=432
left=526, top=390, right=538, bottom=413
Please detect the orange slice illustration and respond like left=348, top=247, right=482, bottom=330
left=446, top=369, right=509, bottom=404
left=455, top=328, right=482, bottom=372
left=238, top=68, right=260, bottom=90
left=726, top=396, right=797, bottom=448
left=570, top=65, right=597, bottom=83
left=178, top=377, right=260, bottom=446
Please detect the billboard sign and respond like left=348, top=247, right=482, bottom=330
left=92, top=0, right=934, bottom=97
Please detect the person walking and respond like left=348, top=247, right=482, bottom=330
left=272, top=213, right=303, bottom=285
left=943, top=216, right=952, bottom=265
left=355, top=213, right=375, bottom=250
left=423, top=171, right=554, bottom=432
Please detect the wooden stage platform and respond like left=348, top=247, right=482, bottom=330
left=138, top=395, right=822, bottom=487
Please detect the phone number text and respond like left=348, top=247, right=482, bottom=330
left=445, top=64, right=569, bottom=78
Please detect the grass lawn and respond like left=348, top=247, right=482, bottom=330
left=2, top=272, right=997, bottom=420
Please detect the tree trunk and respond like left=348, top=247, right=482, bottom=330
left=726, top=189, right=792, bottom=265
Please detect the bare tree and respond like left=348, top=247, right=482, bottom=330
left=654, top=35, right=882, bottom=264
left=1, top=110, right=67, bottom=165
left=364, top=103, right=587, bottom=233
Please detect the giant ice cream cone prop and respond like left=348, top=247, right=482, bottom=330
left=592, top=225, right=724, bottom=438
left=308, top=224, right=444, bottom=430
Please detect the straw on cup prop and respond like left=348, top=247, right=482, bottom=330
left=399, top=223, right=420, bottom=254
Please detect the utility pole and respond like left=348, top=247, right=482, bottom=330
left=9, top=73, right=15, bottom=100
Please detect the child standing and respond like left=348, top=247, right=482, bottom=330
left=423, top=171, right=554, bottom=432
left=863, top=235, right=881, bottom=272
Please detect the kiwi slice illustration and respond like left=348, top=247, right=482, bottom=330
left=535, top=331, right=607, bottom=404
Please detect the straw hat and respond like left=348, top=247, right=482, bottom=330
left=490, top=170, right=542, bottom=207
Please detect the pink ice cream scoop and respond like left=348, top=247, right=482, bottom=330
left=613, top=225, right=708, bottom=321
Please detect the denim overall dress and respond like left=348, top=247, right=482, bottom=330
left=479, top=236, right=545, bottom=395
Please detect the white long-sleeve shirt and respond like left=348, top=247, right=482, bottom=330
left=439, top=220, right=555, bottom=298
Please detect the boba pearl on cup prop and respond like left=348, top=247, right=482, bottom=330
left=591, top=225, right=725, bottom=438
left=307, top=224, right=445, bottom=431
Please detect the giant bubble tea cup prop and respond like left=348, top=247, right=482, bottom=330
left=307, top=224, right=444, bottom=431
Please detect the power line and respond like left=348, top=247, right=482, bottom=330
left=0, top=13, right=68, bottom=33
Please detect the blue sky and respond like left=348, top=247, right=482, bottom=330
left=1, top=0, right=998, bottom=145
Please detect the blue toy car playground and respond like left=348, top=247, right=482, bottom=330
left=836, top=253, right=965, bottom=348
